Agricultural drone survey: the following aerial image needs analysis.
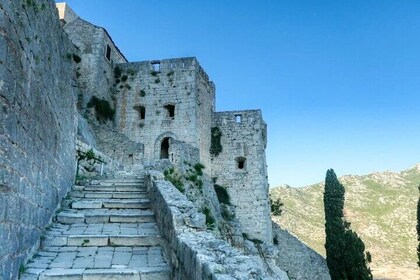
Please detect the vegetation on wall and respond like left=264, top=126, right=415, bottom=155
left=210, top=126, right=222, bottom=157
left=114, top=66, right=122, bottom=78
left=163, top=162, right=206, bottom=194
left=270, top=195, right=283, bottom=216
left=72, top=53, right=81, bottom=63
left=87, top=96, right=115, bottom=122
left=75, top=148, right=104, bottom=182
left=214, top=184, right=231, bottom=205
left=202, top=206, right=215, bottom=229
left=164, top=168, right=184, bottom=193
left=184, top=162, right=205, bottom=191
left=324, top=169, right=372, bottom=280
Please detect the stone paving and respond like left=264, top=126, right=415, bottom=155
left=21, top=175, right=170, bottom=280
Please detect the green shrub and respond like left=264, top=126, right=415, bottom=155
left=203, top=207, right=215, bottom=228
left=87, top=96, right=115, bottom=122
left=121, top=75, right=128, bottom=82
left=114, top=66, right=122, bottom=78
left=72, top=53, right=81, bottom=63
left=214, top=184, right=231, bottom=205
left=270, top=197, right=283, bottom=216
left=193, top=163, right=205, bottom=176
left=210, top=127, right=222, bottom=156
left=164, top=168, right=185, bottom=193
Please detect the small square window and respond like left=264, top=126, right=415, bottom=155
left=235, top=114, right=242, bottom=123
left=164, top=104, right=175, bottom=118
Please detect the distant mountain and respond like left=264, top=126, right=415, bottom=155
left=270, top=164, right=420, bottom=280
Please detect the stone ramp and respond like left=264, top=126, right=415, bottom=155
left=21, top=175, right=170, bottom=280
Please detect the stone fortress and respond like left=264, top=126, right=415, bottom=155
left=0, top=1, right=329, bottom=279
left=58, top=2, right=272, bottom=246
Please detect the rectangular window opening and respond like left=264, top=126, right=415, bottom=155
left=164, top=104, right=175, bottom=119
left=235, top=114, right=242, bottom=123
left=105, top=44, right=111, bottom=61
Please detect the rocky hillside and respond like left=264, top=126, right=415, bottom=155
left=270, top=164, right=420, bottom=280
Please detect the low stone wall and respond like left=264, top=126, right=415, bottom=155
left=146, top=171, right=287, bottom=280
left=76, top=140, right=123, bottom=177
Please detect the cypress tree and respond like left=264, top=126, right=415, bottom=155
left=324, top=169, right=372, bottom=280
left=324, top=169, right=347, bottom=279
left=343, top=229, right=373, bottom=280
left=417, top=184, right=420, bottom=267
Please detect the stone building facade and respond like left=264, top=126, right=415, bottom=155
left=57, top=2, right=272, bottom=245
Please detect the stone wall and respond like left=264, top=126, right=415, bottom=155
left=76, top=140, right=123, bottom=177
left=115, top=58, right=215, bottom=169
left=0, top=1, right=77, bottom=279
left=211, top=110, right=272, bottom=245
left=62, top=15, right=127, bottom=110
left=273, top=223, right=331, bottom=280
left=92, top=125, right=144, bottom=172
left=145, top=171, right=288, bottom=280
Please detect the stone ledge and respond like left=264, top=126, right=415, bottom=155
left=146, top=170, right=288, bottom=280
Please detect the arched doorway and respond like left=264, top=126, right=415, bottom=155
left=160, top=137, right=172, bottom=159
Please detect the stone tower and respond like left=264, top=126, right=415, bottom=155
left=211, top=110, right=272, bottom=244
left=115, top=58, right=215, bottom=169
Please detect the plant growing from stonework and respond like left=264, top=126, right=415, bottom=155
left=210, top=126, right=222, bottom=156
left=184, top=162, right=205, bottom=191
left=114, top=66, right=122, bottom=78
left=75, top=149, right=103, bottom=182
left=164, top=168, right=184, bottom=193
left=324, top=169, right=372, bottom=280
left=202, top=207, right=215, bottom=229
left=214, top=184, right=231, bottom=205
left=72, top=53, right=81, bottom=63
left=87, top=96, right=115, bottom=122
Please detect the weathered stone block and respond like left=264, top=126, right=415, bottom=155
left=83, top=269, right=140, bottom=280
left=39, top=268, right=84, bottom=280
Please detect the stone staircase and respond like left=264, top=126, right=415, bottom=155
left=21, top=174, right=171, bottom=280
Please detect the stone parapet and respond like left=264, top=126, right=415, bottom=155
left=145, top=171, right=286, bottom=280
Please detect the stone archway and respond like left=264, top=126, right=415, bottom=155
left=160, top=137, right=172, bottom=159
left=154, top=132, right=177, bottom=160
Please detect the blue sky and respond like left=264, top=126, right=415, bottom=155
left=60, top=0, right=420, bottom=187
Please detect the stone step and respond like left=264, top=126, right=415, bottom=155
left=42, top=234, right=162, bottom=247
left=73, top=185, right=146, bottom=192
left=71, top=199, right=151, bottom=209
left=22, top=246, right=170, bottom=280
left=96, top=178, right=145, bottom=183
left=70, top=191, right=148, bottom=199
left=56, top=209, right=155, bottom=224
left=89, top=180, right=144, bottom=185
left=22, top=267, right=170, bottom=280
